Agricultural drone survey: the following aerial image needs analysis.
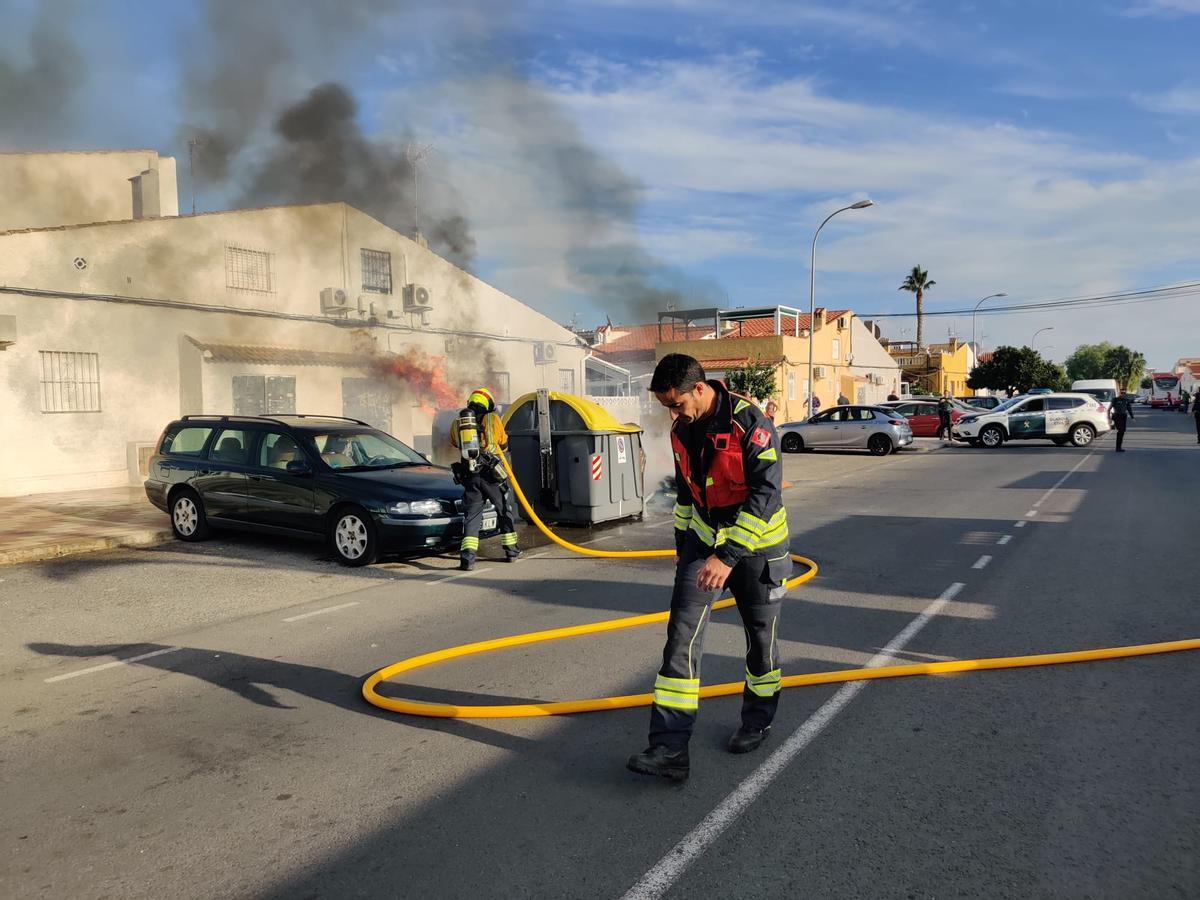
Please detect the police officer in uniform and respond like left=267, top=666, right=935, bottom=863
left=627, top=354, right=790, bottom=782
left=937, top=394, right=954, bottom=441
left=449, top=388, right=520, bottom=570
left=1111, top=393, right=1135, bottom=452
left=1193, top=390, right=1200, bottom=443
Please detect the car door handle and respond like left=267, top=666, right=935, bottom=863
left=248, top=475, right=264, bottom=482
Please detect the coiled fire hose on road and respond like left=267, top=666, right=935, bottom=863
left=362, top=454, right=1199, bottom=718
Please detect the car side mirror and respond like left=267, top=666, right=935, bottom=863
left=286, top=458, right=312, bottom=475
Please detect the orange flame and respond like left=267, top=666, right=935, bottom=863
left=376, top=348, right=463, bottom=410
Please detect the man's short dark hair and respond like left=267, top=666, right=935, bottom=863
left=650, top=354, right=706, bottom=394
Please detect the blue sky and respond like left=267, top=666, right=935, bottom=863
left=3, top=0, right=1199, bottom=369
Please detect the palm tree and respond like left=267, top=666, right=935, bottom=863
left=898, top=265, right=936, bottom=347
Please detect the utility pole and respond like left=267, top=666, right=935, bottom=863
left=186, top=138, right=205, bottom=215
left=406, top=142, right=435, bottom=241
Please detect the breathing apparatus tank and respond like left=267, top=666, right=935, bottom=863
left=454, top=409, right=482, bottom=472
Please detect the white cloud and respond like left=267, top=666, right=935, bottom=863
left=1133, top=82, right=1200, bottom=114
left=1123, top=0, right=1200, bottom=17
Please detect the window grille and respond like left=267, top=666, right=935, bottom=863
left=558, top=368, right=576, bottom=393
left=493, top=371, right=511, bottom=404
left=232, top=375, right=296, bottom=416
left=361, top=249, right=393, bottom=294
left=225, top=245, right=274, bottom=293
left=39, top=351, right=101, bottom=412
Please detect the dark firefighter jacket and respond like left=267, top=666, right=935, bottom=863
left=671, top=380, right=788, bottom=567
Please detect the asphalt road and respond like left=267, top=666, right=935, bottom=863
left=2, top=414, right=1197, bottom=899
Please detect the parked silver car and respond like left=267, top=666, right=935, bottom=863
left=778, top=406, right=914, bottom=456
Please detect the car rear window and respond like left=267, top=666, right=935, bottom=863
left=209, top=429, right=251, bottom=465
left=161, top=426, right=212, bottom=456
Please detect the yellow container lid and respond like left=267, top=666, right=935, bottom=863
left=503, top=391, right=642, bottom=434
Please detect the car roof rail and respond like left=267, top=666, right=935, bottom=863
left=280, top=414, right=372, bottom=427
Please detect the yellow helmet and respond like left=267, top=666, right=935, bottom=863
left=468, top=388, right=496, bottom=411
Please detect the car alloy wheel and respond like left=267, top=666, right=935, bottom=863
left=331, top=509, right=378, bottom=566
left=1069, top=423, right=1095, bottom=447
left=781, top=433, right=802, bottom=453
left=170, top=490, right=210, bottom=541
left=868, top=434, right=893, bottom=456
left=173, top=496, right=198, bottom=536
left=980, top=425, right=1004, bottom=448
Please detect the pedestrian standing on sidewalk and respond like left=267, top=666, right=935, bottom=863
left=936, top=394, right=954, bottom=442
left=627, top=354, right=790, bottom=782
left=837, top=391, right=850, bottom=406
left=1180, top=388, right=1191, bottom=414
left=1111, top=393, right=1135, bottom=452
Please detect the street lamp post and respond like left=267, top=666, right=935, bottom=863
left=808, top=199, right=873, bottom=414
left=1032, top=326, right=1054, bottom=351
left=971, top=292, right=1007, bottom=355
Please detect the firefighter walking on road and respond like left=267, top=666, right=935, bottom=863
left=449, top=388, right=520, bottom=571
left=627, top=354, right=791, bottom=782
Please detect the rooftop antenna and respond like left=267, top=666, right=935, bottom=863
left=406, top=141, right=436, bottom=242
left=186, top=137, right=206, bottom=215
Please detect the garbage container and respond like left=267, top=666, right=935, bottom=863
left=503, top=390, right=645, bottom=525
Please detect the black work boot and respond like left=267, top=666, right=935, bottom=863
left=626, top=745, right=690, bottom=781
left=459, top=552, right=476, bottom=572
left=504, top=547, right=521, bottom=563
left=728, top=725, right=771, bottom=754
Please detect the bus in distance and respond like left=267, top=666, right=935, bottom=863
left=1150, top=373, right=1181, bottom=408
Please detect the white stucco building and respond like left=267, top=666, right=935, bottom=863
left=0, top=151, right=585, bottom=496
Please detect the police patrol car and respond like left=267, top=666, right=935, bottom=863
left=951, top=392, right=1110, bottom=448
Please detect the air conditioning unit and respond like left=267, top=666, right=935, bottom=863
left=533, top=341, right=557, bottom=365
left=403, top=284, right=432, bottom=312
left=813, top=366, right=827, bottom=379
left=320, top=287, right=350, bottom=313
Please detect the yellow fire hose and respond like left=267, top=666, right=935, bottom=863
left=362, top=454, right=1199, bottom=718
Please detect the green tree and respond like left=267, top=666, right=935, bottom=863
left=1140, top=376, right=1153, bottom=390
left=1064, top=342, right=1113, bottom=382
left=967, top=345, right=1055, bottom=396
left=898, top=266, right=936, bottom=347
left=1101, top=345, right=1146, bottom=391
left=725, top=360, right=779, bottom=401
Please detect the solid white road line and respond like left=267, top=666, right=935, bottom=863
left=44, top=646, right=183, bottom=683
left=429, top=568, right=494, bottom=585
left=620, top=582, right=966, bottom=900
left=997, top=535, right=1013, bottom=546
left=282, top=601, right=360, bottom=623
left=972, top=555, right=992, bottom=570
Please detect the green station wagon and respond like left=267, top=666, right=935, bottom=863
left=144, top=415, right=496, bottom=566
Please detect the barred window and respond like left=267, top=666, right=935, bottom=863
left=558, top=368, right=575, bottom=393
left=361, top=248, right=392, bottom=294
left=232, top=375, right=296, bottom=416
left=225, top=245, right=274, bottom=293
left=493, top=371, right=511, bottom=404
left=39, top=351, right=101, bottom=413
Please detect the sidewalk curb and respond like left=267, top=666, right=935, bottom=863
left=0, top=529, right=175, bottom=567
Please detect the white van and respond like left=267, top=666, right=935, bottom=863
left=1070, top=379, right=1120, bottom=405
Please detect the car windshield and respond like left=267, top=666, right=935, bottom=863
left=307, top=431, right=428, bottom=470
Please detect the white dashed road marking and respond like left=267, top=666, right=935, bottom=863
left=1015, top=521, right=1027, bottom=528
left=997, top=535, right=1013, bottom=546
left=283, top=601, right=360, bottom=623
left=44, top=646, right=183, bottom=683
left=972, top=555, right=992, bottom=570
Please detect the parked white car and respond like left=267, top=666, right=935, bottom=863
left=951, top=393, right=1110, bottom=448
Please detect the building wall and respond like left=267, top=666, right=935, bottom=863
left=0, top=202, right=584, bottom=496
left=0, top=150, right=179, bottom=232
left=655, top=313, right=899, bottom=420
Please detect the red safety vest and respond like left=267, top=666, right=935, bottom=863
left=670, top=397, right=751, bottom=510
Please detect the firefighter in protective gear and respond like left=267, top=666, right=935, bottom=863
left=449, top=388, right=520, bottom=571
left=627, top=354, right=790, bottom=782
